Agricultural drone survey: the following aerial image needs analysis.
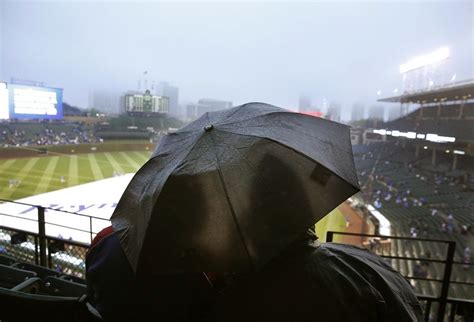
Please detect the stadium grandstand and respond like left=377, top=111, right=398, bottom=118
left=336, top=80, right=474, bottom=320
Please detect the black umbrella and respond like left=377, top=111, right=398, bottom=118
left=111, top=102, right=359, bottom=274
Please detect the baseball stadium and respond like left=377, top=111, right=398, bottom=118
left=1, top=2, right=473, bottom=321
left=1, top=80, right=473, bottom=321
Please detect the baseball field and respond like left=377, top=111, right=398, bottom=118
left=0, top=151, right=150, bottom=201
left=0, top=147, right=347, bottom=241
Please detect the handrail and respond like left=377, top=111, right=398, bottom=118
left=0, top=198, right=111, bottom=245
left=326, top=231, right=457, bottom=244
left=0, top=225, right=90, bottom=249
left=326, top=231, right=473, bottom=322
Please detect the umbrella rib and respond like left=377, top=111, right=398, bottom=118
left=206, top=130, right=254, bottom=270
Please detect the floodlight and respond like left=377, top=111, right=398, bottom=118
left=426, top=133, right=456, bottom=143
left=407, top=132, right=416, bottom=139
left=399, top=47, right=450, bottom=74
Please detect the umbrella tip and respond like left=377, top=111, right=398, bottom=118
left=204, top=124, right=214, bottom=132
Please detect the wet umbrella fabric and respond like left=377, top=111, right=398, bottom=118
left=111, top=102, right=359, bottom=274
left=212, top=241, right=423, bottom=322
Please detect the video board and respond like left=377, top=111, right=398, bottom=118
left=0, top=83, right=8, bottom=119
left=8, top=84, right=63, bottom=119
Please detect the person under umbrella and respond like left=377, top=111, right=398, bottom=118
left=210, top=229, right=423, bottom=322
left=87, top=102, right=422, bottom=321
left=207, top=143, right=422, bottom=322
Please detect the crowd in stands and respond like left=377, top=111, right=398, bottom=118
left=353, top=141, right=474, bottom=299
left=0, top=121, right=101, bottom=147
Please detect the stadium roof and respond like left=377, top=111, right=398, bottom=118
left=378, top=79, right=474, bottom=104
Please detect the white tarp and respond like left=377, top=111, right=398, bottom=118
left=0, top=173, right=135, bottom=244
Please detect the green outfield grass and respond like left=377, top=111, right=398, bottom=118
left=0, top=151, right=151, bottom=200
left=315, top=207, right=346, bottom=243
left=0, top=151, right=349, bottom=240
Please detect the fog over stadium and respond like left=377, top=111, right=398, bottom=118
left=0, top=0, right=472, bottom=120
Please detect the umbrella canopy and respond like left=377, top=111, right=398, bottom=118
left=111, top=102, right=359, bottom=274
left=212, top=241, right=423, bottom=322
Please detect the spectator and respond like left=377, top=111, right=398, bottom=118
left=441, top=223, right=447, bottom=233
left=86, top=226, right=214, bottom=321
left=374, top=198, right=382, bottom=209
left=463, top=247, right=471, bottom=270
left=212, top=230, right=423, bottom=322
left=413, top=263, right=428, bottom=279
left=421, top=251, right=431, bottom=267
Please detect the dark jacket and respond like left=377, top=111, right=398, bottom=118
left=212, top=238, right=423, bottom=322
left=86, top=229, right=215, bottom=322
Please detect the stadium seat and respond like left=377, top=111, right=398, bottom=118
left=60, top=274, right=86, bottom=285
left=0, top=264, right=36, bottom=289
left=0, top=254, right=17, bottom=266
left=12, top=262, right=62, bottom=279
left=11, top=277, right=42, bottom=294
left=43, top=276, right=87, bottom=297
left=0, top=287, right=102, bottom=322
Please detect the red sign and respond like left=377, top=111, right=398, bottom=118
left=300, top=111, right=324, bottom=118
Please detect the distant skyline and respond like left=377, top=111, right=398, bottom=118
left=0, top=0, right=473, bottom=120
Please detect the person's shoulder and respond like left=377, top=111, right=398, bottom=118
left=89, top=226, right=114, bottom=250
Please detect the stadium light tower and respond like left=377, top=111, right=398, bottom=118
left=400, top=46, right=450, bottom=92
left=399, top=47, right=450, bottom=74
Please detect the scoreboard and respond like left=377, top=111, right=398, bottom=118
left=0, top=83, right=63, bottom=120
left=0, top=83, right=8, bottom=119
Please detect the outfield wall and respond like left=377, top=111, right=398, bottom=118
left=0, top=141, right=156, bottom=159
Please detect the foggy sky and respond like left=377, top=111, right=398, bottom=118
left=0, top=0, right=473, bottom=120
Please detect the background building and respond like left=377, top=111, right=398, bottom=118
left=156, top=82, right=179, bottom=116
left=368, top=104, right=385, bottom=120
left=88, top=90, right=120, bottom=115
left=351, top=102, right=365, bottom=121
left=124, top=89, right=169, bottom=114
left=186, top=98, right=232, bottom=120
left=327, top=101, right=342, bottom=122
left=298, top=95, right=312, bottom=113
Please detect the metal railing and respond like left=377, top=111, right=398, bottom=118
left=0, top=199, right=111, bottom=277
left=326, top=231, right=474, bottom=322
